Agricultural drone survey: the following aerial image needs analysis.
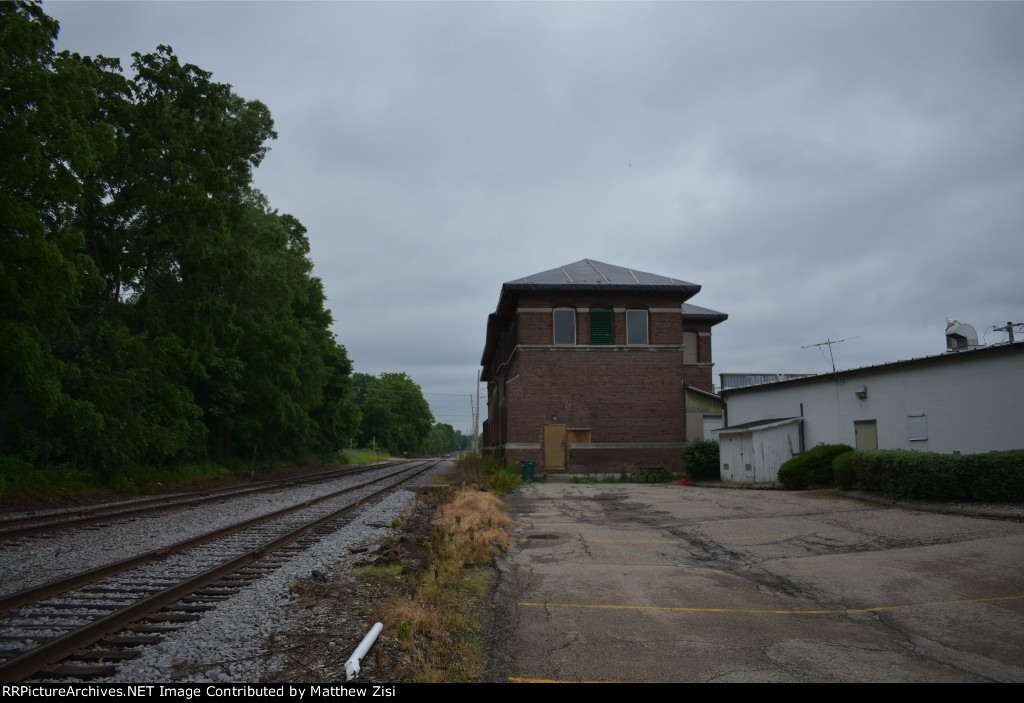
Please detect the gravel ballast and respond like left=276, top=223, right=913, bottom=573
left=1, top=461, right=450, bottom=683
left=104, top=487, right=425, bottom=683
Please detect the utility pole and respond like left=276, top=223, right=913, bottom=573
left=472, top=370, right=481, bottom=455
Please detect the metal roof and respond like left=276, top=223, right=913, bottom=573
left=503, top=259, right=700, bottom=292
left=680, top=302, right=728, bottom=321
left=720, top=341, right=1024, bottom=396
left=716, top=417, right=803, bottom=433
left=682, top=384, right=722, bottom=401
left=482, top=259, right=726, bottom=369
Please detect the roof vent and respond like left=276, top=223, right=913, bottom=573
left=945, top=319, right=980, bottom=352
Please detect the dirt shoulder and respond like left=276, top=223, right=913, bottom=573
left=264, top=482, right=515, bottom=683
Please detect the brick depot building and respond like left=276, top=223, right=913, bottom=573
left=480, top=259, right=727, bottom=473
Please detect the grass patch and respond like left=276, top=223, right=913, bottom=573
left=370, top=461, right=517, bottom=682
left=447, top=454, right=522, bottom=495
left=0, top=445, right=401, bottom=507
left=352, top=562, right=404, bottom=580
left=569, top=469, right=685, bottom=484
left=335, top=448, right=398, bottom=466
left=265, top=457, right=518, bottom=683
left=0, top=457, right=245, bottom=504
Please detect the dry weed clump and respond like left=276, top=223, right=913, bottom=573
left=369, top=485, right=517, bottom=682
left=381, top=597, right=442, bottom=644
left=446, top=459, right=484, bottom=486
left=431, top=489, right=517, bottom=565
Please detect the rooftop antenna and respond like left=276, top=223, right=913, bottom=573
left=801, top=336, right=859, bottom=373
left=992, top=321, right=1021, bottom=344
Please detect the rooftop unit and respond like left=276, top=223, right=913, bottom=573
left=945, top=319, right=981, bottom=352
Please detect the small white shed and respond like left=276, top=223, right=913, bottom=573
left=716, top=417, right=803, bottom=483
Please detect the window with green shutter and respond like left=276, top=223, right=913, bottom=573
left=589, top=308, right=612, bottom=344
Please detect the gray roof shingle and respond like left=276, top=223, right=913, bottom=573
left=504, top=259, right=700, bottom=292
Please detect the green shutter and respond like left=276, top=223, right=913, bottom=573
left=589, top=308, right=612, bottom=344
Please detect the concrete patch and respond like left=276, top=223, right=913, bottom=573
left=484, top=484, right=1024, bottom=683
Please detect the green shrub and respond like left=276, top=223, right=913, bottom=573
left=777, top=444, right=853, bottom=490
left=884, top=450, right=972, bottom=500
left=844, top=449, right=1024, bottom=502
left=680, top=439, right=720, bottom=481
left=833, top=450, right=858, bottom=489
left=851, top=450, right=887, bottom=493
left=969, top=450, right=1024, bottom=502
left=487, top=468, right=521, bottom=495
left=777, top=461, right=809, bottom=490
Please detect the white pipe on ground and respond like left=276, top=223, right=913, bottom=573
left=345, top=622, right=384, bottom=681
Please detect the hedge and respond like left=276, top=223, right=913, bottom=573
left=832, top=451, right=857, bottom=490
left=838, top=449, right=1024, bottom=502
left=777, top=444, right=853, bottom=490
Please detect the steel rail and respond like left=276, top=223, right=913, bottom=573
left=0, top=462, right=404, bottom=540
left=0, top=459, right=442, bottom=682
left=0, top=461, right=421, bottom=613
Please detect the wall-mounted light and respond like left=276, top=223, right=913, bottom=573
left=552, top=415, right=558, bottom=421
left=855, top=385, right=867, bottom=399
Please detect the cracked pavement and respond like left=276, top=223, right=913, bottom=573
left=483, top=483, right=1024, bottom=682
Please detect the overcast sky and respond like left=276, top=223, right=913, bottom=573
left=48, top=1, right=1023, bottom=434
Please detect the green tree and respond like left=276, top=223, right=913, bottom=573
left=421, top=424, right=472, bottom=455
left=356, top=373, right=434, bottom=455
left=2, top=4, right=359, bottom=473
left=423, top=423, right=455, bottom=455
left=228, top=207, right=358, bottom=457
left=0, top=1, right=125, bottom=460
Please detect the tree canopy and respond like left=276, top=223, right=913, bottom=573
left=355, top=373, right=434, bottom=456
left=422, top=423, right=472, bottom=455
left=1, top=2, right=359, bottom=471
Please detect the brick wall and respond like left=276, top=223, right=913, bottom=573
left=506, top=348, right=685, bottom=444
left=485, top=288, right=721, bottom=472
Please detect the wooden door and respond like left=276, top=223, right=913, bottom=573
left=854, top=420, right=878, bottom=450
left=543, top=424, right=566, bottom=468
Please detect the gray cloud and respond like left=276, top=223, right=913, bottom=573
left=49, top=1, right=1024, bottom=432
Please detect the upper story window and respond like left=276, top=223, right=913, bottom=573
left=626, top=309, right=648, bottom=345
left=553, top=308, right=576, bottom=345
left=589, top=308, right=612, bottom=344
left=682, top=330, right=698, bottom=364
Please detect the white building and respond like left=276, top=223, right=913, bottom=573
left=717, top=341, right=1023, bottom=483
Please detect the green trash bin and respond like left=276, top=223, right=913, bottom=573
left=520, top=459, right=536, bottom=481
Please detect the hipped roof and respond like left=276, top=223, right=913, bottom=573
left=481, top=259, right=726, bottom=368
left=504, top=259, right=700, bottom=292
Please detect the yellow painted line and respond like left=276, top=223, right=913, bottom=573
left=849, top=594, right=1024, bottom=613
left=508, top=677, right=682, bottom=684
left=601, top=564, right=695, bottom=569
left=518, top=594, right=1024, bottom=615
left=525, top=561, right=723, bottom=571
left=520, top=602, right=838, bottom=614
left=555, top=562, right=684, bottom=568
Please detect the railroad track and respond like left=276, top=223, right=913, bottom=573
left=0, top=461, right=407, bottom=541
left=0, top=458, right=444, bottom=682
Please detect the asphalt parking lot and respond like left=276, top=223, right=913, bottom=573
left=484, top=483, right=1024, bottom=682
